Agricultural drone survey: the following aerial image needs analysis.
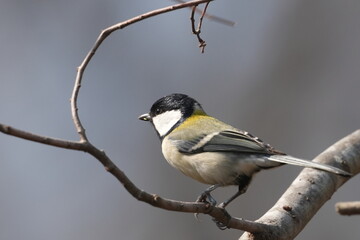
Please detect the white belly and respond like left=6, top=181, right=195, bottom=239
left=161, top=138, right=262, bottom=185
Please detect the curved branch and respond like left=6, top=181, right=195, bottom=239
left=1, top=123, right=359, bottom=235
left=1, top=1, right=359, bottom=239
left=240, top=129, right=360, bottom=240
left=173, top=0, right=236, bottom=26
left=70, top=0, right=213, bottom=141
left=0, top=121, right=265, bottom=233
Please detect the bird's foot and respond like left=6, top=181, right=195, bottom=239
left=212, top=205, right=230, bottom=230
left=194, top=191, right=217, bottom=220
left=195, top=191, right=217, bottom=206
left=212, top=218, right=229, bottom=230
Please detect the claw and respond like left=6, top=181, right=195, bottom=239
left=206, top=193, right=217, bottom=206
left=217, top=202, right=225, bottom=209
left=195, top=192, right=208, bottom=203
left=195, top=189, right=217, bottom=205
left=194, top=193, right=207, bottom=221
left=193, top=184, right=221, bottom=221
left=195, top=192, right=217, bottom=205
left=212, top=218, right=228, bottom=230
left=194, top=212, right=201, bottom=221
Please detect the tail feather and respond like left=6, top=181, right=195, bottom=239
left=268, top=155, right=351, bottom=177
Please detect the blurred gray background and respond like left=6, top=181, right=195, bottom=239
left=0, top=0, right=359, bottom=239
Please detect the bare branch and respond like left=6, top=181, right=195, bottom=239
left=190, top=2, right=210, bottom=53
left=70, top=0, right=213, bottom=141
left=0, top=124, right=85, bottom=151
left=1, top=121, right=358, bottom=235
left=173, top=0, right=236, bottom=26
left=240, top=129, right=360, bottom=240
left=2, top=0, right=261, bottom=233
left=0, top=122, right=265, bottom=232
left=1, top=1, right=359, bottom=239
left=336, top=201, right=360, bottom=215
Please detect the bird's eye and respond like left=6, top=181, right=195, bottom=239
left=155, top=108, right=161, bottom=114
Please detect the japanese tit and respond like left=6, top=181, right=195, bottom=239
left=139, top=93, right=351, bottom=209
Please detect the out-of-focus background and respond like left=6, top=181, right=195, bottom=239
left=0, top=0, right=359, bottom=239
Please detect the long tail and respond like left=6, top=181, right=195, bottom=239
left=268, top=155, right=351, bottom=176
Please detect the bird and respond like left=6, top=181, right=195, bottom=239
left=138, top=93, right=351, bottom=210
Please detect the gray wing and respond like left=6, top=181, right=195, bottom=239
left=175, top=130, right=283, bottom=155
left=174, top=130, right=352, bottom=176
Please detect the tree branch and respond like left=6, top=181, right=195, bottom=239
left=2, top=0, right=263, bottom=234
left=0, top=121, right=265, bottom=233
left=190, top=2, right=209, bottom=53
left=70, top=0, right=213, bottom=142
left=1, top=124, right=358, bottom=236
left=240, top=129, right=360, bottom=240
left=173, top=0, right=236, bottom=26
left=336, top=201, right=360, bottom=215
left=1, top=1, right=359, bottom=239
left=0, top=124, right=85, bottom=151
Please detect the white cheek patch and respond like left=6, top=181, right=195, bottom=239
left=152, top=110, right=182, bottom=137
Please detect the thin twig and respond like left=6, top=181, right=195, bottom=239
left=0, top=0, right=264, bottom=232
left=0, top=124, right=85, bottom=151
left=336, top=201, right=360, bottom=215
left=1, top=123, right=359, bottom=234
left=190, top=3, right=209, bottom=53
left=1, top=1, right=360, bottom=238
left=190, top=5, right=199, bottom=34
left=2, top=0, right=265, bottom=233
left=198, top=2, right=210, bottom=53
left=197, top=1, right=210, bottom=31
left=70, top=0, right=213, bottom=142
left=0, top=122, right=265, bottom=233
left=173, top=0, right=236, bottom=26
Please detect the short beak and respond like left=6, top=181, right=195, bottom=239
left=138, top=113, right=151, bottom=121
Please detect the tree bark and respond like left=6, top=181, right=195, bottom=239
left=240, top=130, right=360, bottom=240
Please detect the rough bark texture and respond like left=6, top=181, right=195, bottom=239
left=240, top=130, right=360, bottom=240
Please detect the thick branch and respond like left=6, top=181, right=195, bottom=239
left=240, top=130, right=360, bottom=240
left=1, top=1, right=359, bottom=238
left=1, top=123, right=358, bottom=235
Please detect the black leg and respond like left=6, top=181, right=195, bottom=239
left=218, top=174, right=251, bottom=209
left=212, top=175, right=252, bottom=230
left=217, top=186, right=247, bottom=209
